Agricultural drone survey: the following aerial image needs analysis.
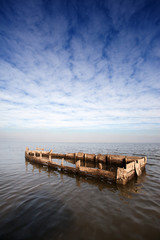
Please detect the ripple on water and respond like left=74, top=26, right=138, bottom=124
left=0, top=187, right=75, bottom=240
left=0, top=142, right=160, bottom=240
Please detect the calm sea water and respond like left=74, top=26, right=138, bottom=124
left=0, top=141, right=160, bottom=240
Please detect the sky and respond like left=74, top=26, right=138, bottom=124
left=0, top=0, right=160, bottom=142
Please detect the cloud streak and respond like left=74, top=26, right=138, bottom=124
left=0, top=0, right=160, bottom=140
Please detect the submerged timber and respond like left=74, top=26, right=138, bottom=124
left=25, top=148, right=147, bottom=185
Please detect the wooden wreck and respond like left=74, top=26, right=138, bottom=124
left=25, top=148, right=147, bottom=185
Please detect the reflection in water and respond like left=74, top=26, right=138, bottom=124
left=117, top=170, right=147, bottom=199
left=26, top=159, right=146, bottom=199
left=1, top=142, right=160, bottom=240
left=60, top=171, right=64, bottom=183
left=40, top=157, right=118, bottom=172
left=25, top=161, right=29, bottom=171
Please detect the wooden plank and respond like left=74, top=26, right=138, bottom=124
left=125, top=161, right=135, bottom=172
left=79, top=166, right=116, bottom=179
left=57, top=153, right=66, bottom=158
left=84, top=153, right=95, bottom=161
left=138, top=158, right=145, bottom=166
left=51, top=153, right=59, bottom=158
left=135, top=161, right=142, bottom=176
left=109, top=154, right=125, bottom=160
left=125, top=156, right=143, bottom=163
left=96, top=154, right=106, bottom=163
left=66, top=153, right=75, bottom=159
left=116, top=167, right=125, bottom=179
left=25, top=154, right=116, bottom=181
left=75, top=152, right=84, bottom=160
left=116, top=166, right=135, bottom=184
left=107, top=155, right=124, bottom=165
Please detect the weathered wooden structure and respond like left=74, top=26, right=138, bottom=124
left=25, top=148, right=147, bottom=185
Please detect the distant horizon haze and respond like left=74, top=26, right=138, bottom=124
left=1, top=128, right=160, bottom=143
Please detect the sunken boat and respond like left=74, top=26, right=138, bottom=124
left=25, top=147, right=147, bottom=185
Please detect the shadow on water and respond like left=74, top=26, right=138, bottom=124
left=0, top=166, right=75, bottom=240
left=25, top=159, right=147, bottom=199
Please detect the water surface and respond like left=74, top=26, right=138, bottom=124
left=0, top=141, right=160, bottom=240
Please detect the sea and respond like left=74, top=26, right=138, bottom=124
left=0, top=141, right=160, bottom=240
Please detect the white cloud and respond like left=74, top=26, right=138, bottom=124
left=0, top=0, right=160, bottom=142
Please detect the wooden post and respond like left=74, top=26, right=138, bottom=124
left=40, top=152, right=42, bottom=158
left=98, top=163, right=102, bottom=169
left=25, top=147, right=29, bottom=155
left=116, top=167, right=125, bottom=184
left=49, top=154, right=51, bottom=161
left=135, top=160, right=142, bottom=176
left=34, top=152, right=36, bottom=157
left=76, top=160, right=81, bottom=169
left=144, top=156, right=147, bottom=163
left=108, top=156, right=111, bottom=164
left=61, top=158, right=64, bottom=166
left=124, top=157, right=127, bottom=168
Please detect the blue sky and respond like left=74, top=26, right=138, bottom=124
left=0, top=0, right=160, bottom=142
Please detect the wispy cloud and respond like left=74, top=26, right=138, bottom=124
left=0, top=0, right=160, bottom=139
